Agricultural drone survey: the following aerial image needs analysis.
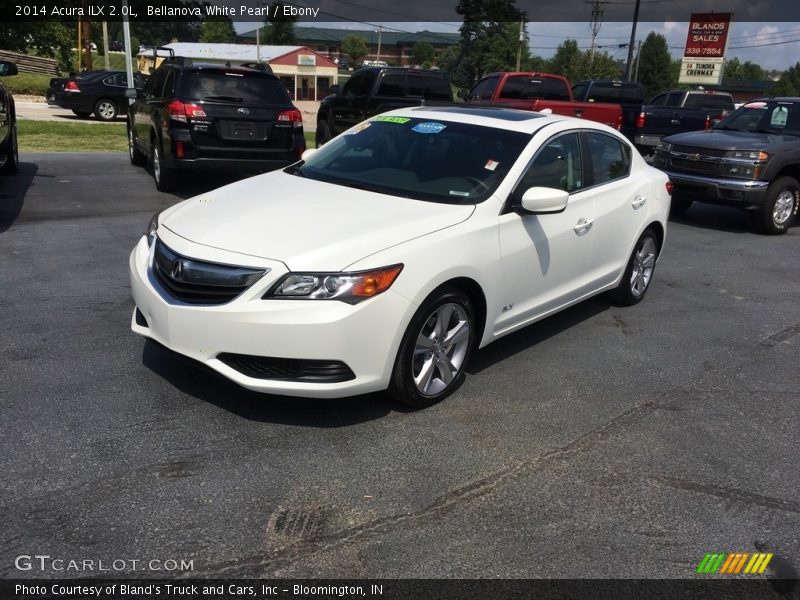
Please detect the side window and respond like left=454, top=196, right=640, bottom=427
left=572, top=83, right=589, bottom=101
left=467, top=78, right=488, bottom=101
left=133, top=73, right=148, bottom=90
left=481, top=76, right=500, bottom=100
left=649, top=94, right=667, bottom=106
left=342, top=71, right=376, bottom=97
left=586, top=132, right=631, bottom=185
left=665, top=92, right=683, bottom=107
left=146, top=68, right=166, bottom=98
left=104, top=73, right=126, bottom=87
left=517, top=133, right=583, bottom=194
left=377, top=73, right=405, bottom=96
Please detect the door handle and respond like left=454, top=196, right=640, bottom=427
left=573, top=218, right=594, bottom=235
left=632, top=195, right=647, bottom=209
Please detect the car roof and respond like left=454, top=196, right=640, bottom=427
left=752, top=96, right=800, bottom=102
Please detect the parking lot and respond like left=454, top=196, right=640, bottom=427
left=1, top=153, right=799, bottom=579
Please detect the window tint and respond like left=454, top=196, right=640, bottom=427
left=406, top=75, right=423, bottom=97
left=481, top=76, right=500, bottom=100
left=586, top=132, right=630, bottom=185
left=665, top=92, right=683, bottom=107
left=424, top=76, right=452, bottom=101
left=572, top=83, right=589, bottom=100
left=586, top=83, right=644, bottom=103
left=343, top=71, right=376, bottom=97
left=467, top=78, right=489, bottom=101
left=179, top=71, right=290, bottom=104
left=146, top=68, right=166, bottom=99
left=162, top=69, right=176, bottom=97
left=649, top=94, right=667, bottom=106
left=683, top=93, right=734, bottom=111
left=518, top=133, right=583, bottom=193
left=103, top=73, right=126, bottom=87
left=499, top=76, right=570, bottom=101
left=377, top=73, right=404, bottom=96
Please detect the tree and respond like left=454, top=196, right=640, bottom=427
left=637, top=32, right=672, bottom=97
left=411, top=42, right=435, bottom=68
left=456, top=0, right=525, bottom=82
left=342, top=35, right=369, bottom=65
left=0, top=22, right=74, bottom=71
left=475, top=21, right=530, bottom=75
left=200, top=18, right=236, bottom=44
left=769, top=62, right=800, bottom=96
left=262, top=1, right=297, bottom=45
left=547, top=39, right=583, bottom=82
left=723, top=57, right=766, bottom=81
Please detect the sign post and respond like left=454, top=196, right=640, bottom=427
left=679, top=13, right=732, bottom=86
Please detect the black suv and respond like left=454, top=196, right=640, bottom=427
left=0, top=60, right=18, bottom=175
left=128, top=57, right=305, bottom=191
left=315, top=67, right=453, bottom=146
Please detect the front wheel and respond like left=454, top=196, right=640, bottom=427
left=389, top=287, right=475, bottom=408
left=757, top=176, right=798, bottom=235
left=0, top=125, right=19, bottom=175
left=610, top=229, right=659, bottom=306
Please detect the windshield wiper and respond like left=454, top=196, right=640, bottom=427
left=202, top=95, right=243, bottom=102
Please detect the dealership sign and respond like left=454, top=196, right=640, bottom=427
left=679, top=13, right=732, bottom=85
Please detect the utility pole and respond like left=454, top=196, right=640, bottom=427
left=624, top=0, right=641, bottom=80
left=587, top=0, right=605, bottom=75
left=634, top=39, right=643, bottom=81
left=376, top=26, right=382, bottom=62
left=515, top=17, right=524, bottom=71
left=102, top=21, right=110, bottom=70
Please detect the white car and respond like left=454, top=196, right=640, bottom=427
left=130, top=107, right=671, bottom=407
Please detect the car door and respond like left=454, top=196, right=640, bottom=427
left=495, top=131, right=596, bottom=334
left=580, top=131, right=644, bottom=287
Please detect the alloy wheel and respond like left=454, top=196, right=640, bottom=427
left=773, top=189, right=796, bottom=226
left=412, top=302, right=471, bottom=396
left=97, top=100, right=116, bottom=120
left=630, top=235, right=657, bottom=298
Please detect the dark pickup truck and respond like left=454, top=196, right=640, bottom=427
left=635, top=90, right=734, bottom=155
left=463, top=72, right=623, bottom=131
left=315, top=67, right=453, bottom=147
left=653, top=98, right=800, bottom=234
left=571, top=79, right=646, bottom=141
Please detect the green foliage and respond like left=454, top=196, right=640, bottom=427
left=768, top=62, right=800, bottom=96
left=474, top=22, right=530, bottom=75
left=456, top=0, right=525, bottom=82
left=723, top=57, right=766, bottom=81
left=200, top=18, right=237, bottom=44
left=0, top=22, right=74, bottom=71
left=342, top=35, right=369, bottom=64
left=18, top=121, right=127, bottom=153
left=262, top=2, right=297, bottom=45
left=2, top=72, right=51, bottom=96
left=438, top=45, right=472, bottom=88
left=545, top=40, right=619, bottom=82
left=411, top=42, right=435, bottom=67
left=637, top=32, right=672, bottom=97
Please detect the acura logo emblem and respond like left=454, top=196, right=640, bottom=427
left=237, top=107, right=250, bottom=115
left=170, top=259, right=184, bottom=280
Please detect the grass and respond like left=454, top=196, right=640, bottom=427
left=18, top=121, right=127, bottom=153
left=72, top=51, right=130, bottom=71
left=3, top=72, right=53, bottom=96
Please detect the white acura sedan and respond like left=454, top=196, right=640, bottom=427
left=130, top=107, right=671, bottom=407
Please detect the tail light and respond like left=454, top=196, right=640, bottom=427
left=704, top=115, right=711, bottom=129
left=277, top=108, right=303, bottom=127
left=175, top=141, right=184, bottom=158
left=64, top=80, right=80, bottom=92
left=166, top=100, right=206, bottom=122
left=666, top=181, right=673, bottom=196
left=635, top=111, right=646, bottom=129
left=615, top=112, right=623, bottom=131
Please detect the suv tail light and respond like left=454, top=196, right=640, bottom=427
left=636, top=111, right=645, bottom=129
left=277, top=108, right=303, bottom=127
left=166, top=100, right=207, bottom=122
left=65, top=80, right=80, bottom=92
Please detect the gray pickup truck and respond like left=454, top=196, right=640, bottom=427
left=635, top=90, right=735, bottom=155
left=653, top=97, right=800, bottom=234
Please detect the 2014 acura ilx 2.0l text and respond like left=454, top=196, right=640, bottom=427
left=130, top=107, right=671, bottom=407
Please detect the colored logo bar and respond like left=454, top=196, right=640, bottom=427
left=697, top=552, right=773, bottom=574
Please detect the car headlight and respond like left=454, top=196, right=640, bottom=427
left=145, top=212, right=159, bottom=247
left=265, top=264, right=403, bottom=304
left=725, top=150, right=769, bottom=160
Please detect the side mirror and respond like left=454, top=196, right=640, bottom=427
left=0, top=61, right=19, bottom=77
left=456, top=89, right=468, bottom=100
left=518, top=187, right=569, bottom=214
left=301, top=148, right=317, bottom=161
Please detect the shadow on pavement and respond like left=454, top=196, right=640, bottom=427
left=0, top=161, right=38, bottom=233
left=669, top=202, right=759, bottom=234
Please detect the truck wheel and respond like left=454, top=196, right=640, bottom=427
left=670, top=197, right=693, bottom=216
left=0, top=124, right=19, bottom=175
left=315, top=120, right=332, bottom=148
left=758, top=176, right=798, bottom=235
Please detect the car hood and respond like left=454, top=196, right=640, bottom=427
left=161, top=171, right=475, bottom=271
left=664, top=128, right=798, bottom=150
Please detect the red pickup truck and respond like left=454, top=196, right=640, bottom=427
left=462, top=72, right=623, bottom=130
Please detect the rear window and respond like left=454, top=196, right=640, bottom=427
left=498, top=76, right=570, bottom=101
left=424, top=76, right=452, bottom=101
left=179, top=71, right=290, bottom=104
left=683, top=93, right=734, bottom=111
left=585, top=83, right=644, bottom=103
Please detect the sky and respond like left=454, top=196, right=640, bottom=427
left=233, top=20, right=800, bottom=72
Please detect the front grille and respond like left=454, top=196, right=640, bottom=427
left=217, top=353, right=356, bottom=383
left=671, top=145, right=727, bottom=157
left=152, top=240, right=267, bottom=305
left=669, top=157, right=718, bottom=173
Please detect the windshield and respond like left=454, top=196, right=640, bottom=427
left=291, top=117, right=531, bottom=204
left=715, top=100, right=800, bottom=136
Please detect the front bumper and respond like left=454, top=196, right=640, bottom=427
left=635, top=134, right=663, bottom=148
left=662, top=171, right=770, bottom=208
left=129, top=236, right=414, bottom=398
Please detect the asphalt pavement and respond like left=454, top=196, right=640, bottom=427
left=1, top=153, right=798, bottom=580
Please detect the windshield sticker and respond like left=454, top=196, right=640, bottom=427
left=771, top=106, right=788, bottom=127
left=345, top=121, right=371, bottom=134
left=412, top=122, right=447, bottom=134
left=744, top=102, right=767, bottom=110
left=449, top=190, right=470, bottom=197
left=374, top=116, right=411, bottom=124
left=484, top=159, right=499, bottom=171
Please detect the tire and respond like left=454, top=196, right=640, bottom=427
left=610, top=228, right=659, bottom=306
left=757, top=176, right=798, bottom=235
left=71, top=110, right=92, bottom=118
left=152, top=140, right=176, bottom=192
left=389, top=286, right=475, bottom=408
left=128, top=124, right=146, bottom=166
left=315, top=119, right=332, bottom=148
left=0, top=124, right=19, bottom=175
left=670, top=197, right=693, bottom=216
left=93, top=98, right=118, bottom=121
